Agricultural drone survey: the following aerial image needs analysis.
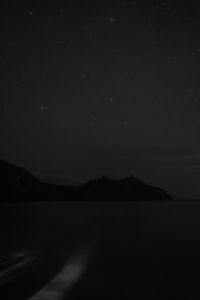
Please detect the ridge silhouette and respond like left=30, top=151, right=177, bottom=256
left=0, top=159, right=173, bottom=202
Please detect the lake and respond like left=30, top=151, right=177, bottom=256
left=0, top=201, right=200, bottom=299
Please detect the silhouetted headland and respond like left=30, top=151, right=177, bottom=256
left=0, top=160, right=173, bottom=202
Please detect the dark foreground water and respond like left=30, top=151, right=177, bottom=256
left=1, top=201, right=200, bottom=300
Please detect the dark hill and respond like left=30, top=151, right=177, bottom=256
left=0, top=160, right=40, bottom=201
left=0, top=160, right=173, bottom=202
left=80, top=176, right=172, bottom=200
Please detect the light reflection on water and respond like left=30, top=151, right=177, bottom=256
left=0, top=252, right=35, bottom=287
left=1, top=202, right=200, bottom=299
left=29, top=248, right=89, bottom=300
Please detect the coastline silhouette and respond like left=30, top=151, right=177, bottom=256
left=0, top=159, right=173, bottom=202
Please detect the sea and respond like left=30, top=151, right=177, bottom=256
left=0, top=201, right=200, bottom=300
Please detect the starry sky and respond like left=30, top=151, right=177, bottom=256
left=1, top=0, right=200, bottom=198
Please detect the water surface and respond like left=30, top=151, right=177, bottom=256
left=1, top=201, right=200, bottom=299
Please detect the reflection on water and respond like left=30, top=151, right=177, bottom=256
left=1, top=201, right=200, bottom=299
left=29, top=249, right=89, bottom=300
left=0, top=251, right=35, bottom=287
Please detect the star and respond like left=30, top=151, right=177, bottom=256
left=110, top=17, right=115, bottom=23
left=109, top=98, right=113, bottom=102
left=29, top=11, right=33, bottom=15
left=40, top=106, right=45, bottom=111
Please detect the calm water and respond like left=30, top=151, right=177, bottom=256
left=1, top=201, right=200, bottom=299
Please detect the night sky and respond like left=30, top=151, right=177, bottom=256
left=1, top=0, right=200, bottom=198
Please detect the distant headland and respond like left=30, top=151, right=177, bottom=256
left=0, top=159, right=173, bottom=202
